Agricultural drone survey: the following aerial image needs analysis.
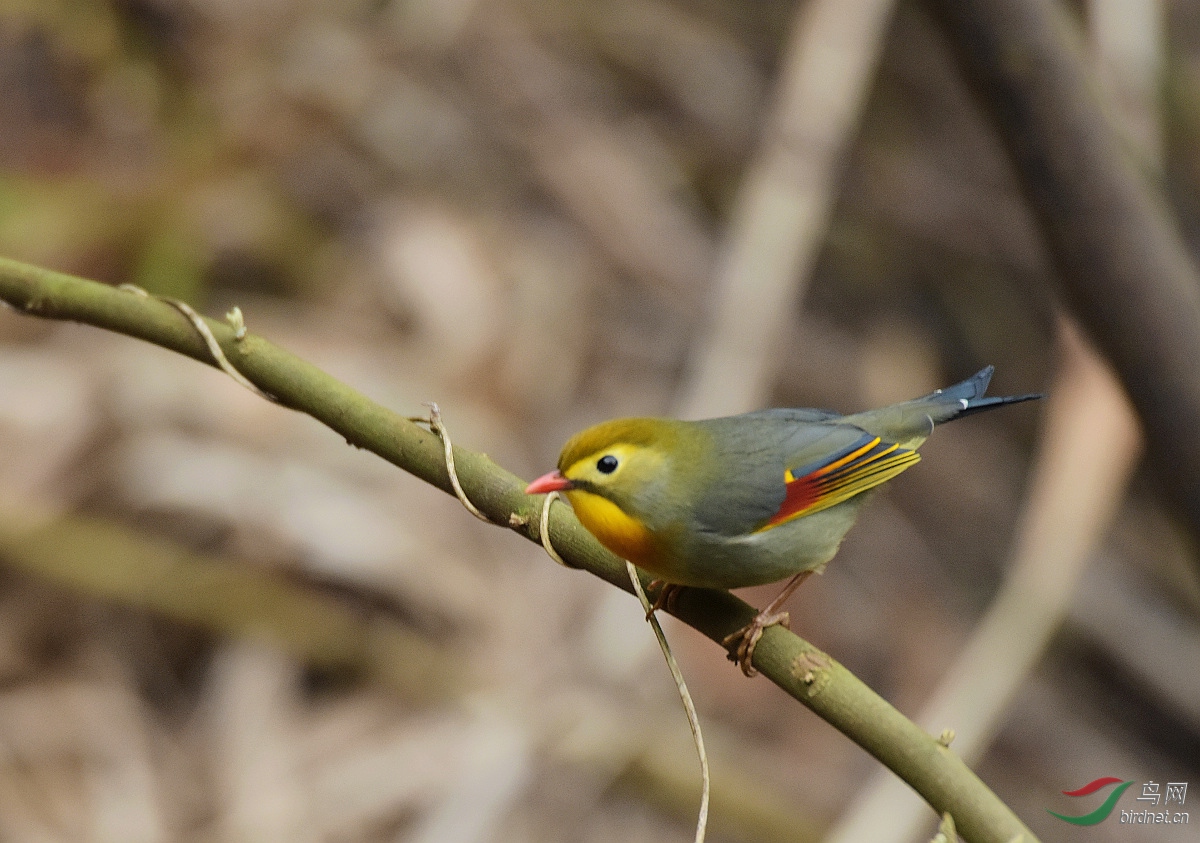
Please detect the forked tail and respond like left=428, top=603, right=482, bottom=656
left=929, top=365, right=1043, bottom=420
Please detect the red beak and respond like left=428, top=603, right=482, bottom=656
left=525, top=470, right=575, bottom=495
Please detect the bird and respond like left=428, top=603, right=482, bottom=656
left=525, top=366, right=1041, bottom=675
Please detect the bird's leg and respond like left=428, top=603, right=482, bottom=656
left=645, top=580, right=685, bottom=619
left=722, top=571, right=814, bottom=677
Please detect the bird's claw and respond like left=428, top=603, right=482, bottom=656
left=722, top=610, right=791, bottom=677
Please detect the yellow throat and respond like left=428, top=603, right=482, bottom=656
left=563, top=489, right=658, bottom=568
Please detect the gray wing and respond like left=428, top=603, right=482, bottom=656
left=687, top=411, right=869, bottom=536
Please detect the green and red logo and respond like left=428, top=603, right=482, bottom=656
left=1048, top=777, right=1134, bottom=825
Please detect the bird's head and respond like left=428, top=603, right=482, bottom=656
left=526, top=418, right=697, bottom=564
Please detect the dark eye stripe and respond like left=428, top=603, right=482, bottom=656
left=597, top=455, right=618, bottom=474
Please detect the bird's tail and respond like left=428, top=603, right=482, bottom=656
left=842, top=365, right=1042, bottom=447
left=924, top=365, right=1043, bottom=421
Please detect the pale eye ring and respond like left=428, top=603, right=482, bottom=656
left=596, top=455, right=619, bottom=474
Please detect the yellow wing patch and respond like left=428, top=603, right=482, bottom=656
left=760, top=436, right=920, bottom=531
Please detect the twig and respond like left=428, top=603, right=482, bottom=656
left=535, top=505, right=709, bottom=840
left=409, top=403, right=494, bottom=524
left=536, top=491, right=571, bottom=567
left=116, top=285, right=279, bottom=403
left=625, top=561, right=710, bottom=843
left=930, top=813, right=957, bottom=843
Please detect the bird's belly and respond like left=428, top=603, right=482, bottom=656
left=667, top=501, right=865, bottom=590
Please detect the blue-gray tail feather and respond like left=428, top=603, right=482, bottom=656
left=929, top=366, right=1043, bottom=420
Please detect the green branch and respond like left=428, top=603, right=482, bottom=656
left=0, top=255, right=1039, bottom=843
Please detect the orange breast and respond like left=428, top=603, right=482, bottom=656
left=564, top=489, right=660, bottom=570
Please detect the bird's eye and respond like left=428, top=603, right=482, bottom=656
left=596, top=455, right=619, bottom=474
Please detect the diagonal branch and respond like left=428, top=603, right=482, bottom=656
left=0, top=255, right=1039, bottom=843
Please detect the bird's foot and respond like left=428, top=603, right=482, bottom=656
left=645, top=581, right=685, bottom=619
left=722, top=609, right=791, bottom=677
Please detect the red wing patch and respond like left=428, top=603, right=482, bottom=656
left=761, top=436, right=920, bottom=530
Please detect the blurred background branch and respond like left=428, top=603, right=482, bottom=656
left=0, top=510, right=459, bottom=702
left=676, top=0, right=895, bottom=418
left=930, top=0, right=1200, bottom=552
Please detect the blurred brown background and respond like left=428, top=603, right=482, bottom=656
left=0, top=0, right=1198, bottom=841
